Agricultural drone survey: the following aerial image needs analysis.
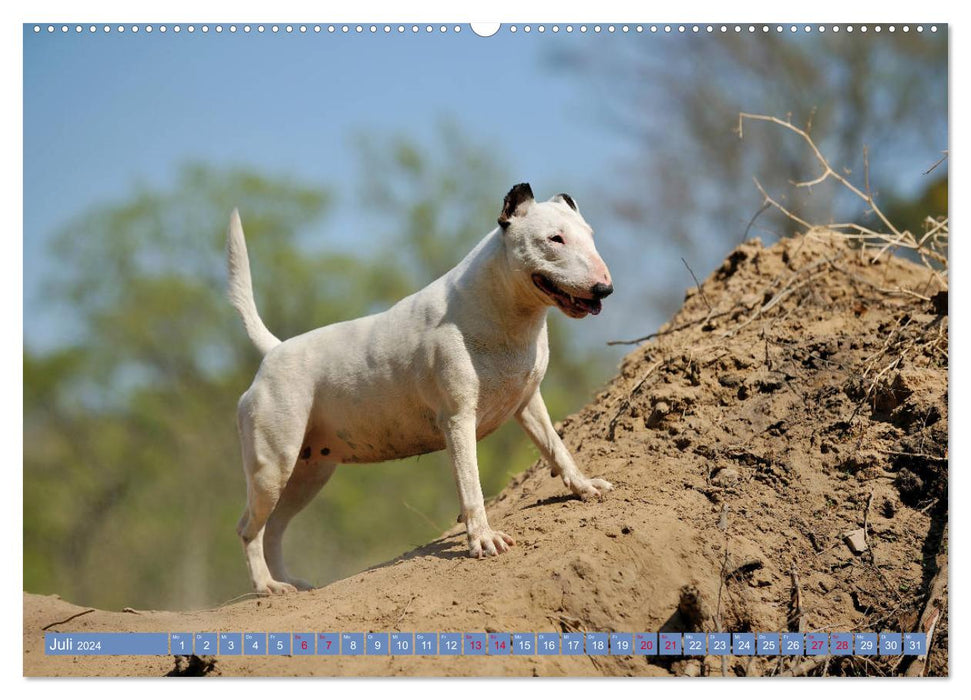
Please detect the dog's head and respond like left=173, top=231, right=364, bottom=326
left=498, top=183, right=613, bottom=318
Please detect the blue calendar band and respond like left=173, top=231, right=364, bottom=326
left=46, top=631, right=928, bottom=657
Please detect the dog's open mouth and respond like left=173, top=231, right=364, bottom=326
left=531, top=274, right=602, bottom=318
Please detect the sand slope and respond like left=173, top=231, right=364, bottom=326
left=24, top=233, right=948, bottom=677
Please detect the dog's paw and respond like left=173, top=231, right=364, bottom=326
left=467, top=528, right=515, bottom=558
left=255, top=579, right=298, bottom=596
left=569, top=477, right=614, bottom=502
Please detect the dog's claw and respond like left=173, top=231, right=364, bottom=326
left=468, top=528, right=515, bottom=558
left=256, top=580, right=298, bottom=596
left=570, top=477, right=613, bottom=502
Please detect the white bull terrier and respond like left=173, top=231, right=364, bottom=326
left=228, top=183, right=615, bottom=595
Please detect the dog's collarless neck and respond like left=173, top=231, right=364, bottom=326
left=448, top=230, right=548, bottom=340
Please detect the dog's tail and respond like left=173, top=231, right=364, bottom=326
left=226, top=208, right=282, bottom=356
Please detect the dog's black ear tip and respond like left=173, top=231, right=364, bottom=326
left=504, top=182, right=535, bottom=203
left=555, top=193, right=577, bottom=211
left=499, top=182, right=536, bottom=228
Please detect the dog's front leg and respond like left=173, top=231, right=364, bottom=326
left=440, top=411, right=515, bottom=557
left=516, top=390, right=613, bottom=500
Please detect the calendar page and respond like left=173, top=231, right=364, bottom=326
left=21, top=5, right=949, bottom=681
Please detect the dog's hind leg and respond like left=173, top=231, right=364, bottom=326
left=263, top=460, right=337, bottom=590
left=235, top=393, right=310, bottom=596
left=237, top=467, right=299, bottom=595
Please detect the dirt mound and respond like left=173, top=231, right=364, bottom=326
left=24, top=233, right=948, bottom=677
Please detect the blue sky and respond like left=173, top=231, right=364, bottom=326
left=23, top=24, right=947, bottom=358
left=24, top=26, right=642, bottom=351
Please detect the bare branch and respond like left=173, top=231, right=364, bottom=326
left=681, top=257, right=712, bottom=314
left=739, top=113, right=903, bottom=238
left=752, top=176, right=813, bottom=230
left=739, top=112, right=948, bottom=277
left=923, top=151, right=948, bottom=176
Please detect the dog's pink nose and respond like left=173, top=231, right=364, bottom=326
left=592, top=261, right=611, bottom=287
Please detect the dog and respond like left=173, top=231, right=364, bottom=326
left=227, top=183, right=614, bottom=595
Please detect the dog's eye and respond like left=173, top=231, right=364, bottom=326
left=548, top=234, right=565, bottom=244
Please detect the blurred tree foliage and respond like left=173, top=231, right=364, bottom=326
left=23, top=126, right=608, bottom=610
left=560, top=30, right=947, bottom=318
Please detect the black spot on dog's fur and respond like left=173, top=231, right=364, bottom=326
left=498, top=183, right=534, bottom=229
left=300, top=446, right=311, bottom=460
left=320, top=447, right=330, bottom=456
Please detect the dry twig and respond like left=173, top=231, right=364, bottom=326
left=739, top=113, right=948, bottom=273
left=779, top=656, right=830, bottom=677
left=904, top=524, right=947, bottom=676
left=681, top=257, right=713, bottom=316
left=788, top=563, right=806, bottom=633
left=923, top=151, right=948, bottom=176
left=720, top=255, right=836, bottom=338
left=863, top=490, right=874, bottom=547
left=714, top=546, right=731, bottom=677
left=606, top=358, right=665, bottom=440
left=41, top=608, right=95, bottom=631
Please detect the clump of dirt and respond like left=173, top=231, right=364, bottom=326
left=167, top=655, right=218, bottom=677
left=24, top=232, right=947, bottom=677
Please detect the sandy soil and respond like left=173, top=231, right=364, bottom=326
left=24, top=232, right=948, bottom=677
